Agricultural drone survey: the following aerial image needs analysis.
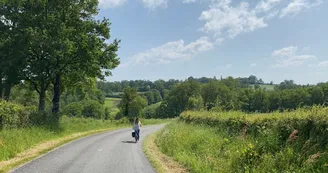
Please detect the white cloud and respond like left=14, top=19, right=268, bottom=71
left=318, top=61, right=328, bottom=67
left=142, top=0, right=169, bottom=9
left=123, top=37, right=213, bottom=66
left=255, top=0, right=281, bottom=13
left=199, top=0, right=268, bottom=39
left=280, top=0, right=323, bottom=18
left=250, top=63, right=257, bottom=67
left=272, top=46, right=297, bottom=57
left=215, top=37, right=224, bottom=44
left=198, top=0, right=323, bottom=42
left=98, top=0, right=127, bottom=8
left=272, top=46, right=316, bottom=67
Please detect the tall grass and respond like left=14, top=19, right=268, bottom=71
left=156, top=107, right=328, bottom=173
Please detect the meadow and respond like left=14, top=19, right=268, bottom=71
left=104, top=97, right=121, bottom=117
left=155, top=107, right=328, bottom=173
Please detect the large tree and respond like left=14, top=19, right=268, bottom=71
left=0, top=0, right=27, bottom=101
left=1, top=0, right=120, bottom=112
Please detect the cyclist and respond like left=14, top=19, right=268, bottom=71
left=133, top=118, right=142, bottom=142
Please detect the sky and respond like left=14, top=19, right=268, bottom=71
left=96, top=0, right=328, bottom=84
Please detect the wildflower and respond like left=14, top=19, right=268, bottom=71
left=248, top=143, right=254, bottom=149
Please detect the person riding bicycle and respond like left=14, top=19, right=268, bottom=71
left=133, top=118, right=142, bottom=142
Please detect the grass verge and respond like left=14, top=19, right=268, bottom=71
left=143, top=130, right=188, bottom=173
left=0, top=116, right=170, bottom=173
left=156, top=107, right=328, bottom=173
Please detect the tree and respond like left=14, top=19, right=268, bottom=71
left=251, top=89, right=269, bottom=112
left=275, top=80, right=297, bottom=90
left=118, top=87, right=138, bottom=116
left=144, top=91, right=154, bottom=105
left=160, top=80, right=201, bottom=117
left=308, top=87, right=324, bottom=105
left=151, top=89, right=162, bottom=103
left=0, top=0, right=28, bottom=101
left=202, top=80, right=220, bottom=110
left=248, top=75, right=258, bottom=84
left=128, top=96, right=147, bottom=118
left=5, top=0, right=120, bottom=113
left=187, top=96, right=204, bottom=111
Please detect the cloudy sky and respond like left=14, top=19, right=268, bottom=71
left=97, top=0, right=327, bottom=84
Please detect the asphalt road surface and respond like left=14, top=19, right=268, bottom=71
left=10, top=124, right=165, bottom=173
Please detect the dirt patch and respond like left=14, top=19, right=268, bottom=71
left=143, top=132, right=188, bottom=173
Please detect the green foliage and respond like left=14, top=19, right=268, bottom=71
left=1, top=0, right=120, bottom=112
left=118, top=87, right=139, bottom=116
left=62, top=102, right=83, bottom=117
left=0, top=101, right=36, bottom=129
left=129, top=96, right=148, bottom=118
left=187, top=96, right=204, bottom=111
left=143, top=89, right=162, bottom=105
left=81, top=100, right=105, bottom=119
left=9, top=83, right=39, bottom=106
left=156, top=107, right=328, bottom=173
left=143, top=102, right=161, bottom=119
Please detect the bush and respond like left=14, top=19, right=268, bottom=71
left=0, top=101, right=36, bottom=129
left=104, top=107, right=110, bottom=120
left=178, top=107, right=328, bottom=172
left=187, top=96, right=204, bottom=111
left=62, top=102, right=83, bottom=117
left=143, top=102, right=161, bottom=119
left=81, top=100, right=104, bottom=119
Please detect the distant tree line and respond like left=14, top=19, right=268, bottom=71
left=96, top=75, right=271, bottom=97
left=115, top=76, right=328, bottom=119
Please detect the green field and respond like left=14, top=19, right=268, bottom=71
left=104, top=98, right=121, bottom=115
left=155, top=107, right=328, bottom=173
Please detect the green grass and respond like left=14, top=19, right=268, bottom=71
left=0, top=116, right=124, bottom=162
left=104, top=98, right=121, bottom=117
left=0, top=116, right=169, bottom=162
left=155, top=107, right=328, bottom=173
left=104, top=98, right=121, bottom=108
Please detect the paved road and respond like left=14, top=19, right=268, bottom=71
left=10, top=125, right=165, bottom=173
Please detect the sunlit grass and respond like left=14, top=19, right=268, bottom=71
left=156, top=107, right=328, bottom=173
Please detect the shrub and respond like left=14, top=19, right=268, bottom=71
left=186, top=96, right=204, bottom=111
left=178, top=106, right=328, bottom=172
left=62, top=102, right=83, bottom=117
left=104, top=107, right=110, bottom=120
left=143, top=102, right=161, bottom=118
left=81, top=100, right=104, bottom=119
left=0, top=101, right=36, bottom=129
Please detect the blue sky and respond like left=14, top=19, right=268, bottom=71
left=97, top=0, right=327, bottom=84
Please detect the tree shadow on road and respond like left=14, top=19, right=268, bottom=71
left=121, top=141, right=136, bottom=144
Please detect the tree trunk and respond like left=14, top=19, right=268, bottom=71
left=39, top=86, right=46, bottom=112
left=52, top=73, right=61, bottom=114
left=4, top=82, right=11, bottom=101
